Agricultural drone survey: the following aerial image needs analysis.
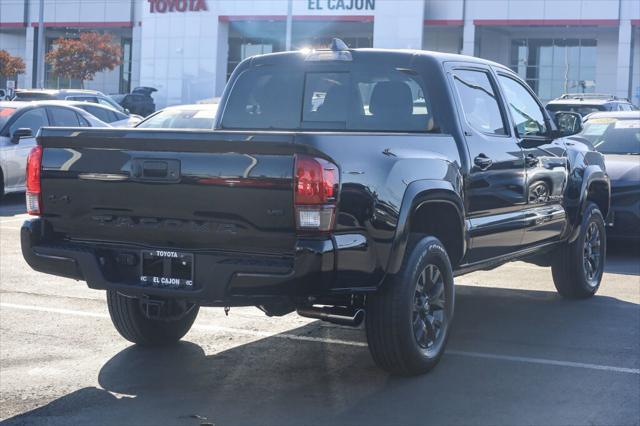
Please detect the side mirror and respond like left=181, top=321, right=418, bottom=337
left=553, top=111, right=583, bottom=137
left=10, top=128, right=33, bottom=144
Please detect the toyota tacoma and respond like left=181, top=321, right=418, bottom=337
left=21, top=40, right=609, bottom=375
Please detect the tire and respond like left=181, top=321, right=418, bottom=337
left=107, top=290, right=199, bottom=346
left=366, top=235, right=455, bottom=376
left=552, top=202, right=606, bottom=299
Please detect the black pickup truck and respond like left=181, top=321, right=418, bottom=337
left=21, top=41, right=610, bottom=376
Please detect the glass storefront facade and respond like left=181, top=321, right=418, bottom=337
left=510, top=38, right=598, bottom=103
left=226, top=20, right=373, bottom=81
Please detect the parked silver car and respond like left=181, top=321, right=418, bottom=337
left=0, top=101, right=108, bottom=199
left=44, top=100, right=143, bottom=128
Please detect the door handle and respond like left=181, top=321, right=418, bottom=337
left=474, top=154, right=493, bottom=170
left=525, top=154, right=539, bottom=167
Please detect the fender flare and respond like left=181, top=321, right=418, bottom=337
left=384, top=179, right=467, bottom=276
left=568, top=166, right=610, bottom=243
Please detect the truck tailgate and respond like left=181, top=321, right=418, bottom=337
left=38, top=128, right=298, bottom=254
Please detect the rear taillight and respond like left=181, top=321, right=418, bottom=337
left=294, top=154, right=338, bottom=232
left=26, top=146, right=43, bottom=215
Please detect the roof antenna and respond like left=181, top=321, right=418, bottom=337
left=330, top=38, right=349, bottom=51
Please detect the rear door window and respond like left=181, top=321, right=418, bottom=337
left=452, top=69, right=507, bottom=135
left=48, top=107, right=81, bottom=126
left=84, top=105, right=115, bottom=123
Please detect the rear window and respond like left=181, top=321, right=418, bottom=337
left=546, top=103, right=605, bottom=116
left=221, top=65, right=438, bottom=133
left=13, top=92, right=56, bottom=101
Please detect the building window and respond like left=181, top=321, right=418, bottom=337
left=119, top=38, right=132, bottom=93
left=226, top=20, right=374, bottom=82
left=227, top=21, right=286, bottom=81
left=510, top=39, right=597, bottom=103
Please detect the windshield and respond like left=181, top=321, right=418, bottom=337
left=580, top=118, right=640, bottom=154
left=0, top=107, right=17, bottom=128
left=136, top=107, right=217, bottom=129
left=546, top=104, right=605, bottom=116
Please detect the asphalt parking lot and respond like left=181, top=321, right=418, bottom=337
left=1, top=192, right=638, bottom=426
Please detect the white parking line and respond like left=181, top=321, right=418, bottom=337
left=1, top=302, right=638, bottom=375
left=0, top=216, right=29, bottom=224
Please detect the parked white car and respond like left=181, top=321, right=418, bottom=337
left=135, top=103, right=218, bottom=129
left=0, top=101, right=109, bottom=199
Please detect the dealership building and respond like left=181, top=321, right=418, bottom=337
left=1, top=0, right=639, bottom=108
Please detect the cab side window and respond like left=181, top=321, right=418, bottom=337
left=452, top=69, right=507, bottom=136
left=498, top=75, right=548, bottom=137
left=9, top=108, right=49, bottom=137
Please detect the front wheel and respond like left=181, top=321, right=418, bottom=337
left=366, top=236, right=455, bottom=376
left=107, top=290, right=199, bottom=345
left=551, top=202, right=606, bottom=299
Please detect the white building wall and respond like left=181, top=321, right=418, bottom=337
left=632, top=27, right=640, bottom=105
left=423, top=27, right=461, bottom=53
left=0, top=31, right=27, bottom=88
left=372, top=0, right=424, bottom=49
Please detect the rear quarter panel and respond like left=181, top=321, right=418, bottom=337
left=296, top=133, right=462, bottom=289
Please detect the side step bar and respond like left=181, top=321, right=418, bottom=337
left=297, top=306, right=365, bottom=327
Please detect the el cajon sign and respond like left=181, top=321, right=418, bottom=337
left=148, top=0, right=208, bottom=13
left=307, top=0, right=375, bottom=10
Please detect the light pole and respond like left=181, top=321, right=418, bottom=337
left=36, top=0, right=45, bottom=88
left=285, top=0, right=292, bottom=51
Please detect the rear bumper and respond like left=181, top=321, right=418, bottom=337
left=21, top=219, right=343, bottom=303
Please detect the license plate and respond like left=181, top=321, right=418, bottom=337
left=140, top=250, right=194, bottom=289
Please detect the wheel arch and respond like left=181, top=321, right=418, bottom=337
left=385, top=180, right=467, bottom=277
left=568, top=166, right=610, bottom=242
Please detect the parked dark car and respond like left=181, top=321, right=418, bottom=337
left=546, top=93, right=637, bottom=117
left=577, top=111, right=639, bottom=242
left=12, top=89, right=128, bottom=115
left=21, top=42, right=610, bottom=376
left=114, top=87, right=156, bottom=117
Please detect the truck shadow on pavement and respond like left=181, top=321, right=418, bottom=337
left=606, top=240, right=640, bottom=276
left=3, top=285, right=638, bottom=426
left=0, top=194, right=26, bottom=217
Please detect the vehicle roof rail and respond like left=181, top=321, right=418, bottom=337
left=559, top=93, right=618, bottom=100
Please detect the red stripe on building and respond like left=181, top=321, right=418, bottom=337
left=631, top=19, right=640, bottom=26
left=29, top=21, right=133, bottom=28
left=474, top=19, right=619, bottom=26
left=424, top=19, right=464, bottom=26
left=0, top=22, right=26, bottom=28
left=219, top=15, right=374, bottom=22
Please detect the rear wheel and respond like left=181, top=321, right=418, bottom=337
left=107, top=290, right=199, bottom=345
left=551, top=202, right=606, bottom=299
left=366, top=236, right=454, bottom=376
